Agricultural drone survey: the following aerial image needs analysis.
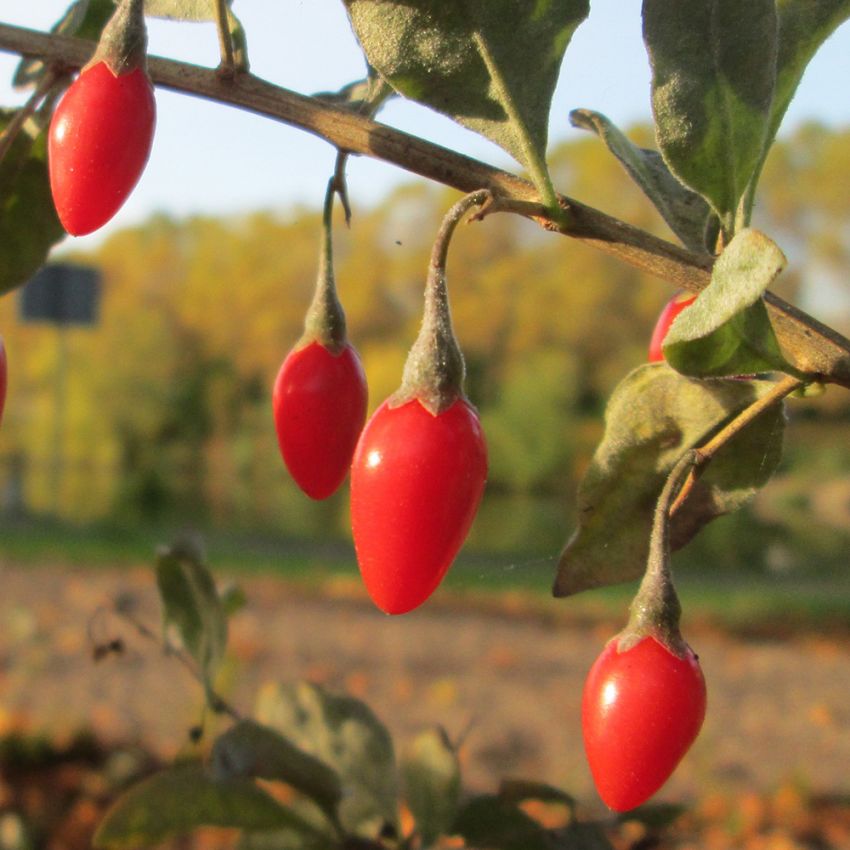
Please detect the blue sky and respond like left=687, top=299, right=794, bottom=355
left=3, top=1, right=850, bottom=246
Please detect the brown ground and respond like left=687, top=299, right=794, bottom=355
left=0, top=562, right=849, bottom=847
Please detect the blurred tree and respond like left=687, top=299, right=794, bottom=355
left=1, top=125, right=849, bottom=550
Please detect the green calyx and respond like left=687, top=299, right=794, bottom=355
left=617, top=450, right=696, bottom=659
left=88, top=0, right=148, bottom=76
left=298, top=176, right=348, bottom=354
left=392, top=263, right=466, bottom=415
left=392, top=190, right=488, bottom=416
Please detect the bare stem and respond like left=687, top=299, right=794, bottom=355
left=394, top=189, right=490, bottom=413
left=0, top=66, right=59, bottom=164
left=214, top=0, right=235, bottom=77
left=430, top=189, right=491, bottom=272
left=670, top=374, right=804, bottom=516
left=1, top=22, right=850, bottom=384
left=621, top=450, right=697, bottom=654
left=301, top=170, right=347, bottom=351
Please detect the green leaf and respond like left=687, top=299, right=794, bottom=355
left=13, top=0, right=115, bottom=88
left=144, top=0, right=231, bottom=21
left=557, top=823, right=615, bottom=850
left=451, top=795, right=551, bottom=850
left=663, top=228, right=794, bottom=377
left=0, top=112, right=65, bottom=296
left=569, top=109, right=713, bottom=253
left=255, top=681, right=398, bottom=838
left=143, top=0, right=248, bottom=68
left=615, top=802, right=686, bottom=829
left=403, top=728, right=460, bottom=847
left=155, top=539, right=227, bottom=694
left=554, top=365, right=786, bottom=597
left=93, top=764, right=322, bottom=849
left=771, top=2, right=850, bottom=138
left=219, top=582, right=247, bottom=619
left=344, top=0, right=588, bottom=198
left=742, top=0, right=850, bottom=218
left=498, top=779, right=574, bottom=809
left=642, top=0, right=777, bottom=229
left=211, top=719, right=342, bottom=820
left=237, top=828, right=336, bottom=850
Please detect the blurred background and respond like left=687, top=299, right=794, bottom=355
left=0, top=1, right=848, bottom=583
left=1, top=126, right=850, bottom=585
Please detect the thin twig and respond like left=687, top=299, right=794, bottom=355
left=669, top=374, right=805, bottom=516
left=1, top=22, right=850, bottom=384
left=112, top=602, right=242, bottom=721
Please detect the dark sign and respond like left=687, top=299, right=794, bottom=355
left=19, top=263, right=101, bottom=326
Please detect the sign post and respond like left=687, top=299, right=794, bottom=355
left=18, top=263, right=102, bottom=515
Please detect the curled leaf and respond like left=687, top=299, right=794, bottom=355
left=569, top=108, right=713, bottom=253
left=554, top=365, right=786, bottom=596
left=663, top=228, right=794, bottom=377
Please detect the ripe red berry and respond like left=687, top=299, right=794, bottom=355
left=350, top=396, right=487, bottom=615
left=582, top=635, right=706, bottom=812
left=48, top=62, right=156, bottom=236
left=648, top=292, right=696, bottom=362
left=273, top=340, right=368, bottom=500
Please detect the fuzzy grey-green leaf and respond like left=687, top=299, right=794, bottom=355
left=403, top=728, right=460, bottom=847
left=451, top=795, right=551, bottom=850
left=93, top=764, right=320, bottom=849
left=155, top=541, right=227, bottom=692
left=344, top=0, right=588, bottom=173
left=642, top=0, right=777, bottom=228
left=211, top=719, right=342, bottom=819
left=144, top=0, right=228, bottom=20
left=498, top=778, right=574, bottom=809
left=554, top=365, right=786, bottom=597
left=770, top=0, right=850, bottom=151
left=663, top=228, right=793, bottom=377
left=569, top=108, right=713, bottom=253
left=742, top=0, right=850, bottom=219
left=256, top=681, right=398, bottom=838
